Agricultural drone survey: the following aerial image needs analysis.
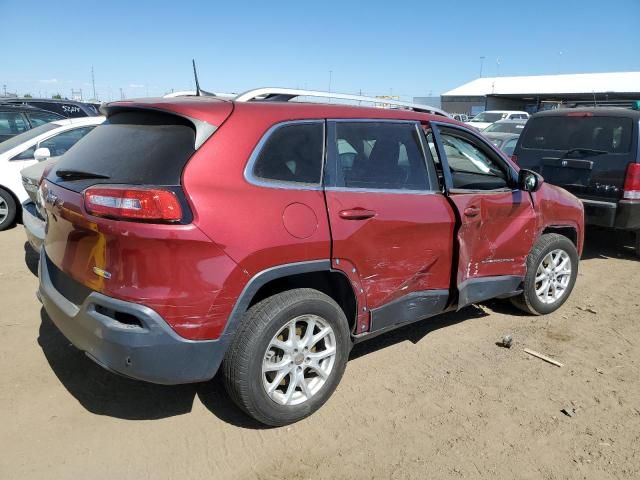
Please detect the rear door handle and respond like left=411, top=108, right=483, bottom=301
left=339, top=208, right=376, bottom=220
left=464, top=206, right=480, bottom=217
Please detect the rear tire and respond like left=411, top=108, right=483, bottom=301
left=222, top=288, right=351, bottom=426
left=635, top=231, right=640, bottom=257
left=0, top=188, right=17, bottom=231
left=511, top=233, right=579, bottom=315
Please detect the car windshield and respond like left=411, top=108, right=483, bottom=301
left=484, top=122, right=526, bottom=134
left=0, top=122, right=59, bottom=155
left=471, top=112, right=504, bottom=123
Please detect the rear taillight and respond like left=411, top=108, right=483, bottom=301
left=84, top=186, right=183, bottom=222
left=623, top=163, right=640, bottom=200
left=511, top=154, right=518, bottom=164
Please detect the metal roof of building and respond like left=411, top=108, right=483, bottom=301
left=442, top=72, right=640, bottom=97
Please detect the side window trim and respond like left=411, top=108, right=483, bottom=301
left=430, top=121, right=519, bottom=192
left=325, top=118, right=438, bottom=194
left=244, top=119, right=326, bottom=191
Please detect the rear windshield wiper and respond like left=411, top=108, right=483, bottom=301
left=56, top=169, right=111, bottom=180
left=561, top=148, right=608, bottom=158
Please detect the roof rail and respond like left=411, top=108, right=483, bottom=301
left=234, top=87, right=450, bottom=117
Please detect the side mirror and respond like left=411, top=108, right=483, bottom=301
left=34, top=147, right=51, bottom=162
left=519, top=169, right=544, bottom=192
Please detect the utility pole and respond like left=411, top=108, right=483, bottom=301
left=2, top=84, right=6, bottom=97
left=91, top=66, right=97, bottom=100
left=496, top=58, right=501, bottom=77
left=119, top=88, right=125, bottom=100
left=479, top=56, right=485, bottom=78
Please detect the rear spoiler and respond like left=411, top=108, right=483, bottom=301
left=100, top=104, right=218, bottom=150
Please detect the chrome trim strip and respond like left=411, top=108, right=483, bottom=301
left=243, top=119, right=325, bottom=191
left=235, top=87, right=450, bottom=117
left=324, top=187, right=439, bottom=195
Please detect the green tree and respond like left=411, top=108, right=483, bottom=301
left=23, top=93, right=32, bottom=98
left=52, top=93, right=62, bottom=99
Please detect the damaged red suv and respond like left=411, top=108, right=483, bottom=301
left=38, top=89, right=584, bottom=425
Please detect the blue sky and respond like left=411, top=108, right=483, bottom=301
left=2, top=0, right=639, bottom=101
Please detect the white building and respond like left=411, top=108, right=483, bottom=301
left=441, top=72, right=640, bottom=115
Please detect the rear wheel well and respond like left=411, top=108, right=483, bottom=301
left=542, top=226, right=577, bottom=246
left=248, top=271, right=357, bottom=333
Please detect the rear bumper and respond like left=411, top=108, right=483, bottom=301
left=581, top=199, right=640, bottom=230
left=38, top=250, right=225, bottom=384
left=22, top=201, right=45, bottom=252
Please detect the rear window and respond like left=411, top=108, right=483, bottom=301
left=251, top=122, right=323, bottom=185
left=484, top=122, right=526, bottom=134
left=51, top=111, right=196, bottom=192
left=521, top=116, right=633, bottom=153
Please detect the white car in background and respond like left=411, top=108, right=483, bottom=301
left=0, top=116, right=105, bottom=230
left=465, top=110, right=529, bottom=130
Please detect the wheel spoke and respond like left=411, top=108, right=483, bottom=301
left=307, top=346, right=336, bottom=361
left=288, top=321, right=298, bottom=345
left=300, top=317, right=316, bottom=347
left=299, top=374, right=313, bottom=399
left=310, top=327, right=331, bottom=348
left=283, top=370, right=299, bottom=404
left=263, top=357, right=290, bottom=372
left=536, top=279, right=549, bottom=296
left=267, top=368, right=290, bottom=394
left=271, top=339, right=290, bottom=353
left=308, top=362, right=328, bottom=380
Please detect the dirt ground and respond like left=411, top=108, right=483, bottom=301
left=0, top=225, right=638, bottom=480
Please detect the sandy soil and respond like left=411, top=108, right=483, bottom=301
left=0, top=225, right=638, bottom=480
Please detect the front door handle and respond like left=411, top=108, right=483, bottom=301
left=464, top=206, right=480, bottom=217
left=339, top=208, right=376, bottom=220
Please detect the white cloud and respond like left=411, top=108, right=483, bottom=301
left=129, top=83, right=145, bottom=88
left=39, top=78, right=58, bottom=84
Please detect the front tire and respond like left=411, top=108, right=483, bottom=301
left=222, top=288, right=351, bottom=426
left=512, top=233, right=579, bottom=315
left=0, top=188, right=17, bottom=231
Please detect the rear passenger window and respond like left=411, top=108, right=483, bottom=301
left=332, top=122, right=430, bottom=191
left=252, top=122, right=324, bottom=185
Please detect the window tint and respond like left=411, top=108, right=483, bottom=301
left=27, top=111, right=62, bottom=127
left=440, top=130, right=509, bottom=190
left=521, top=116, right=633, bottom=153
left=485, top=122, right=526, bottom=134
left=333, top=122, right=430, bottom=190
left=252, top=123, right=323, bottom=184
left=11, top=146, right=36, bottom=161
left=39, top=126, right=95, bottom=157
left=0, top=112, right=28, bottom=135
left=502, top=138, right=518, bottom=156
left=52, top=111, right=196, bottom=193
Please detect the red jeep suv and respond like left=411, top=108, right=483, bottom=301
left=38, top=89, right=584, bottom=425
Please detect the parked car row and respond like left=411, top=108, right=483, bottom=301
left=0, top=116, right=104, bottom=230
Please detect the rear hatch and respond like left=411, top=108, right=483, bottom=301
left=40, top=99, right=234, bottom=339
left=515, top=112, right=638, bottom=201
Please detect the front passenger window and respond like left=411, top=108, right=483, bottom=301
left=440, top=131, right=509, bottom=190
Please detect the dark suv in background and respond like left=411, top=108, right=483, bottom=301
left=513, top=108, right=640, bottom=255
left=0, top=104, right=64, bottom=142
left=0, top=98, right=100, bottom=118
